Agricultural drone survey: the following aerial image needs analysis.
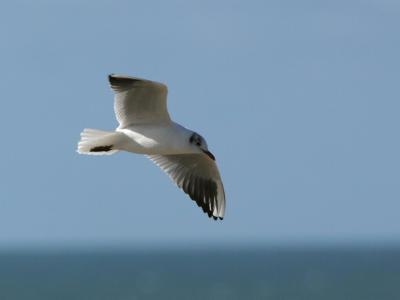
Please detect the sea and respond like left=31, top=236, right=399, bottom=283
left=1, top=244, right=399, bottom=300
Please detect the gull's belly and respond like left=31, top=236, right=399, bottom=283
left=116, top=123, right=190, bottom=155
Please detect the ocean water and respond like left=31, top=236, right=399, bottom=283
left=1, top=245, right=400, bottom=300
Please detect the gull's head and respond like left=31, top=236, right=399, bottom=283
left=189, top=132, right=215, bottom=161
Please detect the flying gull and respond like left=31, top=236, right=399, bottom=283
left=77, top=74, right=225, bottom=220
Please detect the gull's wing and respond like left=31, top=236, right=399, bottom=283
left=147, top=154, right=226, bottom=220
left=108, top=74, right=171, bottom=127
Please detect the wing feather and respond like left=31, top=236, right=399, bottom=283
left=147, top=154, right=226, bottom=220
left=109, top=74, right=171, bottom=127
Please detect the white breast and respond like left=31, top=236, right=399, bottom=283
left=117, top=122, right=193, bottom=155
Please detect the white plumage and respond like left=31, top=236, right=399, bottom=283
left=77, top=74, right=226, bottom=220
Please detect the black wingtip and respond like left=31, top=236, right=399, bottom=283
left=108, top=73, right=120, bottom=84
left=90, top=145, right=113, bottom=152
left=108, top=74, right=141, bottom=92
left=108, top=74, right=117, bottom=86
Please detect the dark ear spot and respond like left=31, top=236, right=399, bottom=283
left=189, top=133, right=195, bottom=144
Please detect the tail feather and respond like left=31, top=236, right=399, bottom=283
left=77, top=128, right=121, bottom=155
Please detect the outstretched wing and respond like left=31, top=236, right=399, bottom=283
left=147, top=154, right=226, bottom=220
left=108, top=74, right=171, bottom=127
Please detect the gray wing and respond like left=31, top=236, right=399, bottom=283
left=109, top=74, right=171, bottom=127
left=147, top=154, right=226, bottom=220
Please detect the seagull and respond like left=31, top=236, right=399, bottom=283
left=77, top=74, right=225, bottom=220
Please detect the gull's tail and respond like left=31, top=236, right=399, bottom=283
left=77, top=128, right=122, bottom=155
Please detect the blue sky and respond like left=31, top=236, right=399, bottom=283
left=1, top=0, right=399, bottom=247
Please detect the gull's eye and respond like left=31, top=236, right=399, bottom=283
left=196, top=142, right=201, bottom=146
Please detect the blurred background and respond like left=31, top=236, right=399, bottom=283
left=1, top=0, right=400, bottom=299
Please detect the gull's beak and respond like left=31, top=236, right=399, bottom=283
left=202, top=150, right=215, bottom=161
